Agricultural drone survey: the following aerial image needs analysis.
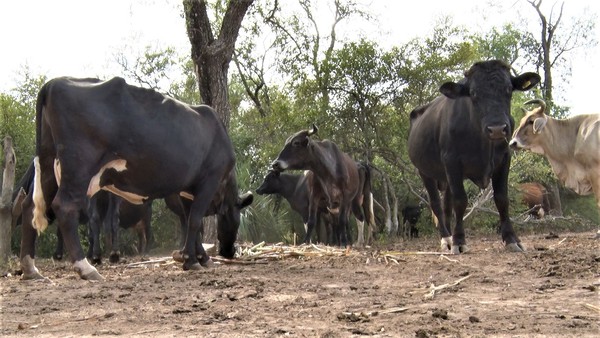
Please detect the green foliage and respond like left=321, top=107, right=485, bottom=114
left=0, top=70, right=46, bottom=179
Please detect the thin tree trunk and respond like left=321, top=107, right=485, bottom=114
left=183, top=0, right=253, bottom=245
left=0, top=136, right=16, bottom=266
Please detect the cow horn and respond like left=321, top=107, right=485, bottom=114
left=524, top=99, right=546, bottom=113
left=307, top=123, right=318, bottom=136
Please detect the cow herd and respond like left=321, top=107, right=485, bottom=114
left=10, top=60, right=599, bottom=281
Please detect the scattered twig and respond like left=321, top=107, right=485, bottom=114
left=549, top=237, right=568, bottom=250
left=439, top=255, right=459, bottom=263
left=424, top=275, right=472, bottom=300
left=125, top=257, right=172, bottom=268
left=582, top=303, right=600, bottom=314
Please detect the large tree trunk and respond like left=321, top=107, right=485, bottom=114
left=183, top=0, right=253, bottom=244
left=0, top=136, right=16, bottom=266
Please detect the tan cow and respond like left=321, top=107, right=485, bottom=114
left=509, top=99, right=600, bottom=236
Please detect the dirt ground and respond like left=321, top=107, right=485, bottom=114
left=1, top=230, right=599, bottom=338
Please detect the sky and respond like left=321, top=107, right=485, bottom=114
left=1, top=0, right=598, bottom=115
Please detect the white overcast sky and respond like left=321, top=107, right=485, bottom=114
left=0, top=0, right=598, bottom=115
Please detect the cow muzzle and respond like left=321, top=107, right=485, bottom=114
left=486, top=124, right=508, bottom=140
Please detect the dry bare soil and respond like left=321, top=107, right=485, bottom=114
left=1, top=231, right=599, bottom=338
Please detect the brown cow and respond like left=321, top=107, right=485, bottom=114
left=510, top=99, right=600, bottom=236
left=271, top=124, right=375, bottom=247
left=518, top=182, right=550, bottom=219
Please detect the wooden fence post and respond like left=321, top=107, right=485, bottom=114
left=0, top=136, right=16, bottom=266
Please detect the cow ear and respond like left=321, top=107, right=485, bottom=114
left=533, top=117, right=547, bottom=134
left=512, top=72, right=541, bottom=91
left=308, top=123, right=318, bottom=136
left=238, top=191, right=254, bottom=208
left=439, top=82, right=468, bottom=99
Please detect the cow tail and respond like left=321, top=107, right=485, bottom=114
left=32, top=156, right=48, bottom=233
left=32, top=82, right=50, bottom=234
left=362, top=163, right=376, bottom=229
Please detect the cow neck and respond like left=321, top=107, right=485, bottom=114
left=540, top=116, right=575, bottom=159
left=279, top=173, right=303, bottom=199
left=308, top=140, right=338, bottom=182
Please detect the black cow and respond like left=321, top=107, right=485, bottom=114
left=271, top=125, right=375, bottom=247
left=20, top=76, right=252, bottom=280
left=400, top=204, right=422, bottom=239
left=407, top=60, right=540, bottom=253
left=256, top=170, right=335, bottom=244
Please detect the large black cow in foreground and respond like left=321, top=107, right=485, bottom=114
left=408, top=60, right=540, bottom=253
left=20, top=76, right=252, bottom=280
left=271, top=125, right=375, bottom=247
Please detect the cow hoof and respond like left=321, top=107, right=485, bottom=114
left=200, top=257, right=215, bottom=268
left=109, top=251, right=120, bottom=263
left=81, top=270, right=105, bottom=281
left=172, top=250, right=184, bottom=263
left=451, top=245, right=468, bottom=254
left=506, top=242, right=525, bottom=252
left=91, top=256, right=102, bottom=265
left=22, top=270, right=46, bottom=280
left=21, top=256, right=45, bottom=280
left=183, top=262, right=203, bottom=271
left=440, top=237, right=452, bottom=252
left=53, top=254, right=63, bottom=261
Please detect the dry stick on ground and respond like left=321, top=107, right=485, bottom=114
left=582, top=303, right=600, bottom=314
left=424, top=275, right=472, bottom=300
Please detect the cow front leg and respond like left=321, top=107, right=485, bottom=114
left=303, top=202, right=319, bottom=244
left=53, top=227, right=64, bottom=260
left=181, top=180, right=219, bottom=270
left=53, top=195, right=103, bottom=280
left=106, top=195, right=122, bottom=263
left=492, top=161, right=524, bottom=252
left=447, top=182, right=468, bottom=254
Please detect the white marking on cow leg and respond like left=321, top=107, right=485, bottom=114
left=303, top=223, right=308, bottom=234
left=355, top=220, right=364, bottom=247
left=440, top=237, right=452, bottom=252
left=54, top=158, right=61, bottom=186
left=20, top=255, right=45, bottom=280
left=32, top=157, right=49, bottom=234
left=73, top=259, right=104, bottom=281
left=87, top=159, right=129, bottom=198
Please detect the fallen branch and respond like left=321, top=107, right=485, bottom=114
left=125, top=257, right=173, bottom=268
left=424, top=275, right=472, bottom=300
left=211, top=256, right=269, bottom=265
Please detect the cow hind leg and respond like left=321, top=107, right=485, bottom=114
left=19, top=196, right=44, bottom=280
left=421, top=175, right=452, bottom=251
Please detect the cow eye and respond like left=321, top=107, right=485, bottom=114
left=292, top=140, right=301, bottom=147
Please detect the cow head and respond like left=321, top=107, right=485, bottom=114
left=256, top=170, right=281, bottom=195
left=214, top=172, right=254, bottom=258
left=439, top=60, right=541, bottom=141
left=509, top=99, right=548, bottom=154
left=271, top=124, right=318, bottom=172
